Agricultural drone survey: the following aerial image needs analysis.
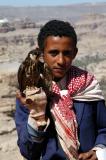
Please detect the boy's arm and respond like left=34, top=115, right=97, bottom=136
left=15, top=99, right=48, bottom=159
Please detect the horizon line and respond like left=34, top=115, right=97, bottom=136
left=0, top=1, right=106, bottom=7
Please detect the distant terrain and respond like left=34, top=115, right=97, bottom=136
left=0, top=3, right=106, bottom=160
left=0, top=2, right=106, bottom=22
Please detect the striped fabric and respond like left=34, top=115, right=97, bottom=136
left=51, top=66, right=104, bottom=160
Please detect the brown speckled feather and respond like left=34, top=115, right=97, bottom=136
left=17, top=48, right=53, bottom=95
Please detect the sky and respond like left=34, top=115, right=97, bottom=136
left=0, top=0, right=106, bottom=6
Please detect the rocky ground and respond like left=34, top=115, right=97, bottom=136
left=0, top=68, right=24, bottom=159
left=0, top=13, right=106, bottom=160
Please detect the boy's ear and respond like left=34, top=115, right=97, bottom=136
left=76, top=47, right=78, bottom=53
left=73, top=47, right=78, bottom=59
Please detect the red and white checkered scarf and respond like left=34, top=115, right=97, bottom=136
left=50, top=66, right=104, bottom=160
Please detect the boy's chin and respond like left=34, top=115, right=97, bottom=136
left=53, top=75, right=65, bottom=82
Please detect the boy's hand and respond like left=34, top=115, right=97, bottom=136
left=79, top=150, right=97, bottom=160
left=16, top=87, right=47, bottom=114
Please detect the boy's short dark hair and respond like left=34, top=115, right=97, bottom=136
left=37, top=19, right=77, bottom=51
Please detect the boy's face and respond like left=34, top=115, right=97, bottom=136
left=43, top=36, right=77, bottom=80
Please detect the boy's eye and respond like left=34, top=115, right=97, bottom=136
left=48, top=49, right=59, bottom=56
left=63, top=50, right=73, bottom=57
left=48, top=49, right=73, bottom=57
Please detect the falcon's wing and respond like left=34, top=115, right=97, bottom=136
left=17, top=63, right=26, bottom=92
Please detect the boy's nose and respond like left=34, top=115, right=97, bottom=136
left=57, top=53, right=65, bottom=65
